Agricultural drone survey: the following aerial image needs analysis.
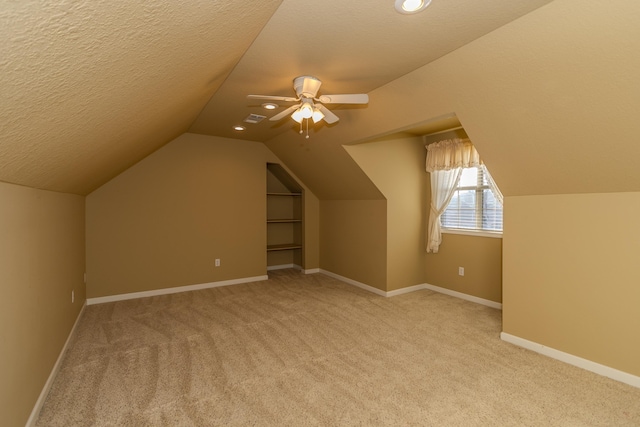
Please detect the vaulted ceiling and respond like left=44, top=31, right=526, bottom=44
left=2, top=0, right=640, bottom=199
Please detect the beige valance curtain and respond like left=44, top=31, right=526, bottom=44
left=425, top=139, right=481, bottom=253
left=425, top=139, right=481, bottom=172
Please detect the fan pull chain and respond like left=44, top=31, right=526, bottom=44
left=306, top=118, right=310, bottom=139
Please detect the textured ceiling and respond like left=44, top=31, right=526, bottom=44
left=0, top=0, right=554, bottom=196
left=0, top=0, right=282, bottom=194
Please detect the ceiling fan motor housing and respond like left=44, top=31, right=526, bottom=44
left=294, top=75, right=322, bottom=98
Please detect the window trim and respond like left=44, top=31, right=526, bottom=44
left=441, top=228, right=503, bottom=239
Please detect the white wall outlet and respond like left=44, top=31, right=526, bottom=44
left=458, top=267, right=465, bottom=276
left=215, top=258, right=221, bottom=267
left=71, top=290, right=75, bottom=303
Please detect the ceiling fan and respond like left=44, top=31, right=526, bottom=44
left=247, top=76, right=369, bottom=126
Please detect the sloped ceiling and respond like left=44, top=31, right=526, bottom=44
left=1, top=0, right=553, bottom=197
left=189, top=0, right=553, bottom=142
left=3, top=0, right=640, bottom=199
left=260, top=0, right=640, bottom=198
left=0, top=0, right=283, bottom=194
left=437, top=0, right=640, bottom=196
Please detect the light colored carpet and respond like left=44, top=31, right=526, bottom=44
left=36, top=269, right=640, bottom=426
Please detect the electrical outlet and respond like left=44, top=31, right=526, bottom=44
left=458, top=267, right=465, bottom=276
left=215, top=258, right=221, bottom=267
left=71, top=290, right=75, bottom=303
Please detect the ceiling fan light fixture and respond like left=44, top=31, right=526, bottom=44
left=291, top=108, right=304, bottom=123
left=300, top=101, right=314, bottom=119
left=395, top=0, right=431, bottom=14
left=312, top=107, right=325, bottom=123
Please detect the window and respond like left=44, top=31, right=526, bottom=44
left=441, top=166, right=503, bottom=232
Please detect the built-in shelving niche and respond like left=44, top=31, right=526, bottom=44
left=266, top=163, right=303, bottom=270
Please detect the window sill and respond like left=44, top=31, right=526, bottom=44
left=442, top=228, right=503, bottom=239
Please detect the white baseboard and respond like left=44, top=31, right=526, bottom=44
left=27, top=303, right=87, bottom=427
left=386, top=283, right=429, bottom=297
left=319, top=269, right=502, bottom=311
left=319, top=269, right=387, bottom=297
left=422, top=283, right=502, bottom=309
left=303, top=268, right=320, bottom=274
left=500, top=332, right=640, bottom=389
left=86, top=275, right=269, bottom=305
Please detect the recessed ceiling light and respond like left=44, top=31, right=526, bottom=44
left=233, top=125, right=246, bottom=131
left=395, top=0, right=432, bottom=14
left=262, top=103, right=278, bottom=110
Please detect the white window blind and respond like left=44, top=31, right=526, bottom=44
left=441, top=166, right=503, bottom=232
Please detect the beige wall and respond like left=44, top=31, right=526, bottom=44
left=319, top=200, right=387, bottom=291
left=345, top=136, right=427, bottom=291
left=0, top=182, right=85, bottom=426
left=86, top=133, right=269, bottom=298
left=346, top=131, right=502, bottom=300
left=503, top=192, right=640, bottom=376
left=425, top=234, right=502, bottom=303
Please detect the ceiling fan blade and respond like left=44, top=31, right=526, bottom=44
left=317, top=94, right=369, bottom=104
left=247, top=94, right=299, bottom=102
left=318, top=104, right=339, bottom=124
left=270, top=104, right=300, bottom=121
